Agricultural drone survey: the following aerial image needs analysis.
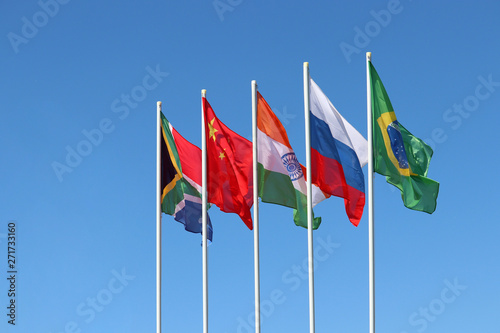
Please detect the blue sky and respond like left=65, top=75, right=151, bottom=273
left=1, top=1, right=499, bottom=332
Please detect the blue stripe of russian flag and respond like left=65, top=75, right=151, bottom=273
left=310, top=112, right=365, bottom=193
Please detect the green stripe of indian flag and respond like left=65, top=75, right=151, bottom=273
left=257, top=128, right=326, bottom=204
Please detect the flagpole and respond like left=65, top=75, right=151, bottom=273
left=366, top=52, right=376, bottom=333
left=156, top=101, right=162, bottom=333
left=303, top=62, right=315, bottom=333
left=201, top=89, right=209, bottom=333
left=251, top=80, right=261, bottom=333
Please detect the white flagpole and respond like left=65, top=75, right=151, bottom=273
left=156, top=101, right=162, bottom=333
left=201, top=89, right=209, bottom=333
left=366, top=52, right=376, bottom=333
left=303, top=62, right=315, bottom=333
left=251, top=80, right=261, bottom=333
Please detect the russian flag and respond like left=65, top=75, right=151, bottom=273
left=309, top=78, right=368, bottom=226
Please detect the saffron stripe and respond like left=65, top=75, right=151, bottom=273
left=257, top=92, right=293, bottom=149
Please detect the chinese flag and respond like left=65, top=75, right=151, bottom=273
left=203, top=97, right=253, bottom=229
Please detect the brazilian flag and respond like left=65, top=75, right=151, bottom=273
left=369, top=62, right=439, bottom=214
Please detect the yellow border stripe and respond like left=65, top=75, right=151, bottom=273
left=161, top=124, right=183, bottom=202
left=376, top=111, right=412, bottom=177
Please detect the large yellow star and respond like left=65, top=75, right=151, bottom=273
left=218, top=152, right=225, bottom=160
left=208, top=118, right=218, bottom=141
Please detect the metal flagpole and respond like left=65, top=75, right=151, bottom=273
left=303, top=62, right=315, bottom=333
left=201, top=89, right=209, bottom=333
left=366, top=52, right=376, bottom=333
left=156, top=101, right=162, bottom=333
left=251, top=80, right=261, bottom=333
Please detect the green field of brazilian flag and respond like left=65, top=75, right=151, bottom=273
left=369, top=61, right=439, bottom=214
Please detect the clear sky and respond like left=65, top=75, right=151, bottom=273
left=1, top=1, right=499, bottom=332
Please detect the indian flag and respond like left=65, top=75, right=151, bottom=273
left=257, top=92, right=326, bottom=229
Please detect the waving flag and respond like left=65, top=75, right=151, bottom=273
left=309, top=78, right=367, bottom=226
left=203, top=98, right=253, bottom=229
left=257, top=92, right=324, bottom=229
left=369, top=62, right=439, bottom=213
left=160, top=113, right=213, bottom=241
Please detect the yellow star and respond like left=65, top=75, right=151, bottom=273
left=218, top=152, right=225, bottom=159
left=208, top=118, right=218, bottom=141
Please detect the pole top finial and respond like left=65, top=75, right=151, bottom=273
left=366, top=52, right=372, bottom=60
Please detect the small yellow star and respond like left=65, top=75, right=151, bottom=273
left=208, top=118, right=218, bottom=141
left=218, top=152, right=225, bottom=159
